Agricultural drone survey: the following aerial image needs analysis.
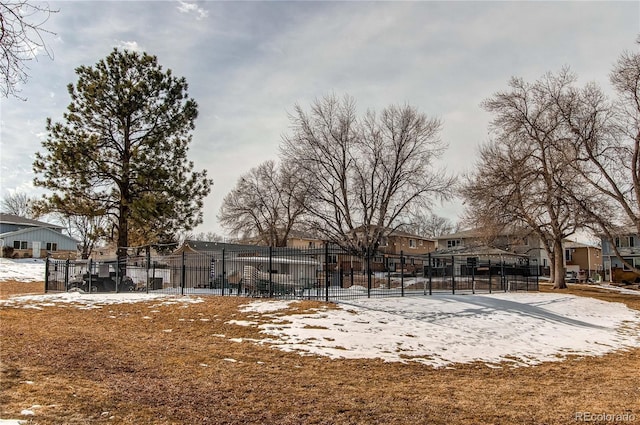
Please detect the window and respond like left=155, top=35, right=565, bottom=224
left=379, top=237, right=388, bottom=247
left=409, top=239, right=416, bottom=248
left=622, top=258, right=638, bottom=271
left=615, top=236, right=636, bottom=248
left=565, top=249, right=573, bottom=262
left=13, top=241, right=27, bottom=249
left=46, top=242, right=58, bottom=251
left=447, top=239, right=461, bottom=248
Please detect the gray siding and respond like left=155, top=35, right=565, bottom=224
left=1, top=228, right=77, bottom=251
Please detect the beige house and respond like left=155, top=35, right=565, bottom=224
left=563, top=240, right=602, bottom=281
left=435, top=228, right=551, bottom=274
left=285, top=230, right=324, bottom=250
left=378, top=229, right=436, bottom=256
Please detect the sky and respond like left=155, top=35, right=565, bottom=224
left=0, top=1, right=638, bottom=238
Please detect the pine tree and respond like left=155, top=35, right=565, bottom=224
left=33, top=48, right=212, bottom=265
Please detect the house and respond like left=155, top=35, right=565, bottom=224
left=0, top=213, right=79, bottom=259
left=563, top=240, right=602, bottom=281
left=285, top=230, right=324, bottom=250
left=435, top=228, right=551, bottom=275
left=600, top=228, right=640, bottom=283
left=378, top=229, right=436, bottom=256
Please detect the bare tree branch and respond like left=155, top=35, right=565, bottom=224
left=0, top=0, right=57, bottom=98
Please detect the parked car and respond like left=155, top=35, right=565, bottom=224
left=565, top=271, right=577, bottom=283
left=68, top=271, right=136, bottom=292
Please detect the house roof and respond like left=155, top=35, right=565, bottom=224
left=437, top=226, right=532, bottom=241
left=563, top=240, right=601, bottom=250
left=432, top=244, right=527, bottom=258
left=0, top=213, right=64, bottom=230
left=435, top=228, right=485, bottom=240
left=286, top=229, right=323, bottom=240
left=351, top=225, right=435, bottom=242
left=0, top=226, right=80, bottom=243
left=387, top=229, right=435, bottom=241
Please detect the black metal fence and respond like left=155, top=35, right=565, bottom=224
left=45, top=245, right=539, bottom=300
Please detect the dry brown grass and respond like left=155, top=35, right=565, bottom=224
left=0, top=280, right=45, bottom=299
left=1, top=284, right=639, bottom=424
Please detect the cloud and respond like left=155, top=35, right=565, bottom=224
left=176, top=1, right=208, bottom=20
left=115, top=40, right=143, bottom=52
left=3, top=0, right=638, bottom=237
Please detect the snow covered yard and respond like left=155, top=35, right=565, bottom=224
left=1, top=258, right=640, bottom=424
left=1, top=290, right=639, bottom=368
left=236, top=293, right=640, bottom=368
left=0, top=258, right=45, bottom=282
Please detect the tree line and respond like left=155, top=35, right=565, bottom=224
left=1, top=9, right=638, bottom=289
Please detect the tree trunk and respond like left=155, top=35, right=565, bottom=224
left=117, top=203, right=129, bottom=282
left=552, top=239, right=567, bottom=289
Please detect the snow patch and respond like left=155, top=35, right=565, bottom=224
left=244, top=293, right=640, bottom=368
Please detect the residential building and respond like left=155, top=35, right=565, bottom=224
left=601, top=228, right=640, bottom=283
left=563, top=240, right=602, bottom=281
left=0, top=213, right=79, bottom=259
left=435, top=228, right=551, bottom=275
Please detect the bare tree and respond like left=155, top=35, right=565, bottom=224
left=555, top=40, right=640, bottom=273
left=0, top=0, right=57, bottom=98
left=185, top=231, right=224, bottom=243
left=462, top=71, right=591, bottom=289
left=281, top=94, right=456, bottom=254
left=402, top=212, right=456, bottom=238
left=218, top=160, right=308, bottom=246
left=1, top=191, right=39, bottom=217
left=56, top=213, right=107, bottom=259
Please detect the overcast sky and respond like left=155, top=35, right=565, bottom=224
left=1, top=1, right=638, bottom=237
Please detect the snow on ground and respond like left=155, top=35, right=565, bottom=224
left=239, top=293, right=640, bottom=368
left=0, top=291, right=204, bottom=309
left=1, top=257, right=640, bottom=369
left=0, top=258, right=45, bottom=282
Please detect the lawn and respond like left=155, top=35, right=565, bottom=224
left=0, top=281, right=639, bottom=424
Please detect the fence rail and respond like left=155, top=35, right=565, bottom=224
left=45, top=246, right=539, bottom=300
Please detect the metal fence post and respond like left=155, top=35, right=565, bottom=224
left=88, top=259, right=93, bottom=293
left=116, top=257, right=120, bottom=293
left=471, top=258, right=476, bottom=295
left=64, top=258, right=69, bottom=292
left=488, top=259, right=492, bottom=294
left=181, top=251, right=185, bottom=296
left=428, top=252, right=432, bottom=296
left=501, top=260, right=506, bottom=292
left=145, top=246, right=150, bottom=294
left=367, top=248, right=373, bottom=298
left=149, top=260, right=154, bottom=294
left=386, top=256, right=391, bottom=290
left=451, top=255, right=455, bottom=295
left=44, top=256, right=50, bottom=293
left=324, top=243, right=329, bottom=302
left=222, top=248, right=227, bottom=296
left=400, top=251, right=405, bottom=297
left=268, top=246, right=273, bottom=298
